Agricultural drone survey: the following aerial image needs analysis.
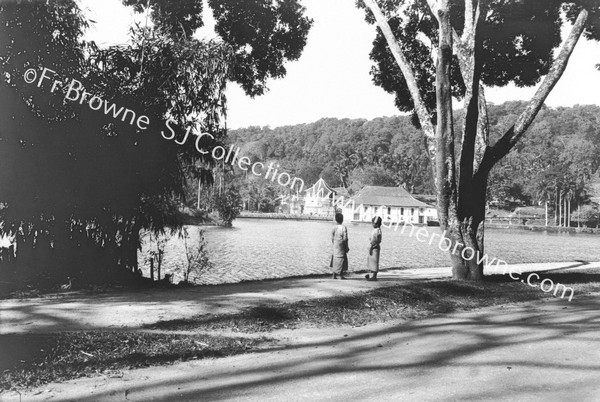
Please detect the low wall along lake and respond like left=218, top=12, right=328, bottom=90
left=139, top=218, right=600, bottom=285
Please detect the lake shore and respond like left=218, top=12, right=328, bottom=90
left=239, top=211, right=332, bottom=221
left=238, top=212, right=600, bottom=233
left=137, top=218, right=600, bottom=286
left=239, top=211, right=438, bottom=226
left=486, top=222, right=600, bottom=234
left=7, top=261, right=597, bottom=333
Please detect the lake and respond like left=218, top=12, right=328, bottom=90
left=139, top=218, right=600, bottom=285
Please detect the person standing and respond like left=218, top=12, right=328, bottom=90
left=365, top=216, right=382, bottom=281
left=331, top=212, right=349, bottom=279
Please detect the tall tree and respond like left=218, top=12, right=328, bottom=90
left=359, top=0, right=600, bottom=280
left=0, top=0, right=311, bottom=287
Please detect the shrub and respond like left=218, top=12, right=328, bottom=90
left=180, top=227, right=213, bottom=283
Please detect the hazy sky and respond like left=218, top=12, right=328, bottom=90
left=82, top=0, right=600, bottom=129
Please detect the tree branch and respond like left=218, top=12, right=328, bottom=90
left=478, top=8, right=589, bottom=174
left=474, top=84, right=489, bottom=166
left=456, top=0, right=487, bottom=218
left=361, top=0, right=438, bottom=188
left=434, top=0, right=457, bottom=228
left=361, top=0, right=435, bottom=140
left=463, top=0, right=474, bottom=40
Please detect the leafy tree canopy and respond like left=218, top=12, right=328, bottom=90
left=123, top=0, right=313, bottom=96
left=359, top=0, right=600, bottom=119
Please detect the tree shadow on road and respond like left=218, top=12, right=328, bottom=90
left=5, top=269, right=600, bottom=399
left=64, top=284, right=600, bottom=401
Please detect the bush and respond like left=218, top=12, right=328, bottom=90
left=576, top=204, right=600, bottom=227
left=180, top=227, right=213, bottom=283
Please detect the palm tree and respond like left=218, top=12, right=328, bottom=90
left=534, top=180, right=554, bottom=226
left=333, top=161, right=349, bottom=188
left=351, top=151, right=365, bottom=171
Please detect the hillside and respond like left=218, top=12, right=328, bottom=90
left=227, top=102, right=600, bottom=212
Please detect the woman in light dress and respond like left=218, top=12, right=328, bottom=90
left=365, top=216, right=382, bottom=281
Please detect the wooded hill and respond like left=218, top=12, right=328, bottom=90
left=228, top=102, right=600, bottom=213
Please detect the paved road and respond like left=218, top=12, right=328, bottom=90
left=5, top=293, right=600, bottom=401
left=1, top=261, right=598, bottom=334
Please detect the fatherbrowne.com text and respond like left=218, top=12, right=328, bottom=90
left=324, top=193, right=575, bottom=302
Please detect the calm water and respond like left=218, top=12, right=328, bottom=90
left=139, top=218, right=600, bottom=285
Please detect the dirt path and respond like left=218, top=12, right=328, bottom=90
left=4, top=293, right=600, bottom=401
left=1, top=261, right=597, bottom=334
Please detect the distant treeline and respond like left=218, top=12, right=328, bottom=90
left=228, top=102, right=600, bottom=215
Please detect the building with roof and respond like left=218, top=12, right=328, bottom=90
left=276, top=178, right=343, bottom=216
left=303, top=177, right=339, bottom=216
left=341, top=186, right=437, bottom=224
left=413, top=194, right=439, bottom=223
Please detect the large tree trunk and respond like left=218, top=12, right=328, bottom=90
left=447, top=172, right=488, bottom=280
left=433, top=0, right=488, bottom=281
left=449, top=7, right=589, bottom=279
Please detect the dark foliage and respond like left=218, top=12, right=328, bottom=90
left=0, top=0, right=311, bottom=287
left=124, top=0, right=313, bottom=96
left=358, top=0, right=572, bottom=121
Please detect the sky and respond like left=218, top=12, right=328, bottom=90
left=82, top=0, right=600, bottom=129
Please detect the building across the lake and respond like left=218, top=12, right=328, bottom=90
left=278, top=178, right=437, bottom=224
left=340, top=185, right=437, bottom=224
left=278, top=177, right=342, bottom=216
left=303, top=177, right=338, bottom=216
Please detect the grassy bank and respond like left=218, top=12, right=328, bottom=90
left=147, top=271, right=600, bottom=333
left=146, top=279, right=542, bottom=333
left=0, top=331, right=269, bottom=390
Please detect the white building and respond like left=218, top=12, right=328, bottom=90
left=303, top=177, right=338, bottom=216
left=340, top=186, right=437, bottom=225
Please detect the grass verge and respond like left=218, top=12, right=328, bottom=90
left=0, top=331, right=269, bottom=391
left=147, top=271, right=600, bottom=333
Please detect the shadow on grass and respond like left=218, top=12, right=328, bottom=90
left=149, top=305, right=300, bottom=333
left=145, top=278, right=555, bottom=333
left=147, top=270, right=600, bottom=335
left=0, top=331, right=270, bottom=390
left=485, top=270, right=600, bottom=285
